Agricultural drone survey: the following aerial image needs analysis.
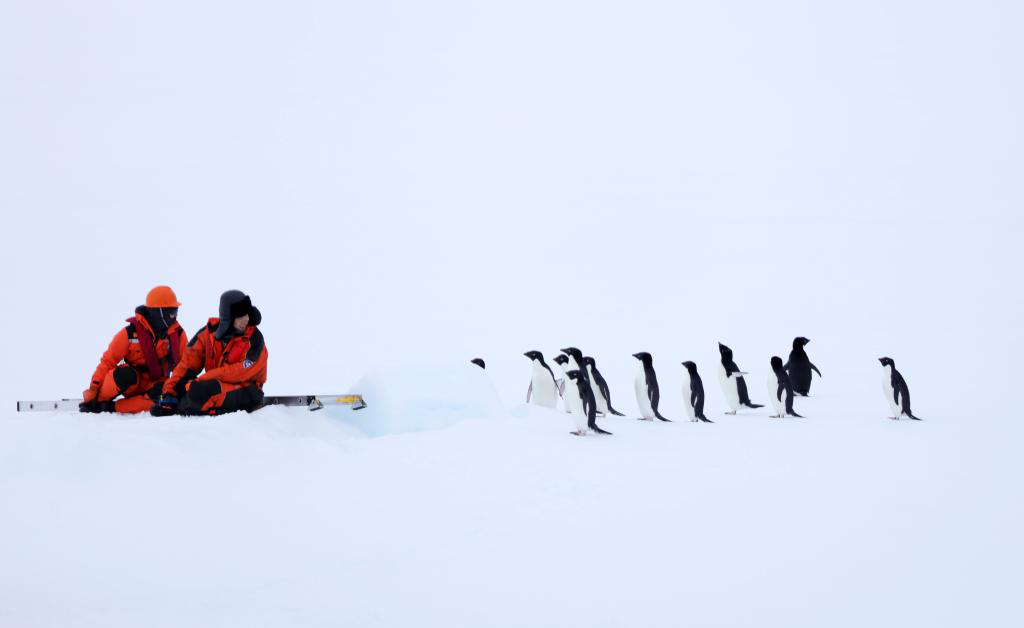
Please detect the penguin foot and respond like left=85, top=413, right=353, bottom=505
left=570, top=430, right=587, bottom=436
left=889, top=416, right=899, bottom=420
left=725, top=411, right=737, bottom=415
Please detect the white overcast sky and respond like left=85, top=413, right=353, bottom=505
left=1, top=1, right=1020, bottom=404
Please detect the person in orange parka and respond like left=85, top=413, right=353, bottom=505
left=152, top=290, right=268, bottom=416
left=80, top=286, right=188, bottom=413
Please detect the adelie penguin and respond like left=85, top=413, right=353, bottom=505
left=632, top=352, right=671, bottom=421
left=553, top=354, right=570, bottom=411
left=565, top=369, right=612, bottom=436
left=561, top=348, right=611, bottom=434
left=768, top=356, right=803, bottom=418
left=523, top=351, right=559, bottom=408
left=681, top=361, right=712, bottom=422
left=560, top=348, right=597, bottom=417
left=583, top=356, right=625, bottom=417
left=784, top=337, right=821, bottom=396
left=718, top=343, right=763, bottom=414
left=878, top=357, right=921, bottom=420
left=552, top=354, right=569, bottom=393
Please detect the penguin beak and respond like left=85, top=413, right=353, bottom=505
left=878, top=358, right=885, bottom=364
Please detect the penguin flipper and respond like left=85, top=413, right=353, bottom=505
left=811, top=363, right=822, bottom=377
left=736, top=376, right=753, bottom=405
left=526, top=381, right=533, bottom=403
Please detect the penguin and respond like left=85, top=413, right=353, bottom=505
left=552, top=354, right=569, bottom=396
left=523, top=351, right=559, bottom=408
left=784, top=337, right=821, bottom=396
left=681, top=361, right=712, bottom=422
left=632, top=352, right=671, bottom=421
left=565, top=348, right=598, bottom=415
left=563, top=370, right=590, bottom=435
left=561, top=348, right=611, bottom=434
left=878, top=357, right=921, bottom=420
left=718, top=342, right=763, bottom=414
left=566, top=369, right=612, bottom=435
left=583, top=356, right=626, bottom=417
left=470, top=358, right=486, bottom=369
left=768, top=356, right=803, bottom=418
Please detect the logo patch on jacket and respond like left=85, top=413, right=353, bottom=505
left=243, top=360, right=254, bottom=369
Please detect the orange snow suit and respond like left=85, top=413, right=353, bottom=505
left=83, top=308, right=187, bottom=413
left=163, top=318, right=268, bottom=414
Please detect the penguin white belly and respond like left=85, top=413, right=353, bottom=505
left=529, top=363, right=558, bottom=408
left=768, top=376, right=785, bottom=417
left=555, top=367, right=570, bottom=412
left=635, top=369, right=654, bottom=419
left=682, top=373, right=696, bottom=420
left=719, top=364, right=741, bottom=412
left=588, top=368, right=610, bottom=415
left=882, top=368, right=900, bottom=417
left=565, top=385, right=588, bottom=432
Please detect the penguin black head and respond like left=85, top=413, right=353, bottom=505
left=566, top=369, right=582, bottom=380
left=793, top=337, right=810, bottom=349
left=471, top=358, right=486, bottom=369
left=561, top=347, right=585, bottom=364
left=718, top=343, right=733, bottom=359
left=681, top=361, right=698, bottom=373
left=771, top=356, right=784, bottom=372
left=879, top=357, right=894, bottom=367
left=523, top=351, right=543, bottom=361
left=583, top=356, right=596, bottom=367
left=553, top=354, right=569, bottom=366
left=632, top=352, right=652, bottom=363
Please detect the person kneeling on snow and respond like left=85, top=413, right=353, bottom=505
left=151, top=290, right=268, bottom=416
left=80, top=286, right=187, bottom=414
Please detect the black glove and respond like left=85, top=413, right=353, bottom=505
left=150, top=394, right=178, bottom=417
left=79, top=400, right=100, bottom=413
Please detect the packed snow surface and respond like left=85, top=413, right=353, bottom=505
left=1, top=364, right=1021, bottom=628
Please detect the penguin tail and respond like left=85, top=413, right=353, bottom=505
left=789, top=412, right=804, bottom=418
left=744, top=403, right=764, bottom=409
left=591, top=426, right=613, bottom=435
left=655, top=414, right=672, bottom=422
left=608, top=407, right=626, bottom=416
left=908, top=413, right=922, bottom=421
left=698, top=415, right=713, bottom=423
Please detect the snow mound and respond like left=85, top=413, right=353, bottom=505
left=337, top=362, right=507, bottom=437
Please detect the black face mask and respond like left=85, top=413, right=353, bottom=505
left=148, top=308, right=178, bottom=335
